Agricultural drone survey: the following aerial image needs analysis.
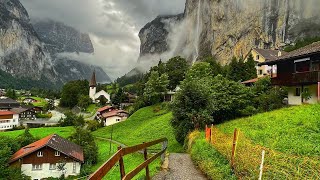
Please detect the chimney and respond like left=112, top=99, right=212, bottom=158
left=278, top=50, right=282, bottom=57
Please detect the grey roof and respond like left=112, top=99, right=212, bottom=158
left=260, top=41, right=320, bottom=65
left=0, top=98, right=19, bottom=104
left=253, top=48, right=287, bottom=62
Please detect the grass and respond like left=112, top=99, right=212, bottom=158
left=187, top=131, right=236, bottom=180
left=86, top=104, right=98, bottom=113
left=93, top=104, right=183, bottom=153
left=0, top=127, right=74, bottom=139
left=218, top=104, right=320, bottom=156
left=20, top=96, right=48, bottom=108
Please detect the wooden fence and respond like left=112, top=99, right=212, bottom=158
left=88, top=138, right=168, bottom=180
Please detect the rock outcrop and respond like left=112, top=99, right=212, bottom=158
left=0, top=0, right=56, bottom=80
left=138, top=0, right=320, bottom=65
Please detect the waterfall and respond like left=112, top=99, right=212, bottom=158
left=193, top=0, right=201, bottom=64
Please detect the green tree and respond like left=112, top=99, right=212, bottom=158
left=245, top=54, right=257, bottom=80
left=68, top=128, right=98, bottom=165
left=16, top=128, right=37, bottom=147
left=60, top=80, right=89, bottom=108
left=78, top=95, right=92, bottom=109
left=185, top=62, right=213, bottom=81
left=203, top=56, right=224, bottom=76
left=98, top=95, right=108, bottom=106
left=165, top=56, right=189, bottom=90
left=143, top=71, right=169, bottom=105
left=59, top=112, right=85, bottom=127
left=5, top=89, right=17, bottom=99
left=112, top=88, right=126, bottom=106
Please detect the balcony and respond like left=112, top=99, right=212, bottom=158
left=271, top=71, right=320, bottom=86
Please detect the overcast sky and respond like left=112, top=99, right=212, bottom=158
left=21, top=0, right=185, bottom=80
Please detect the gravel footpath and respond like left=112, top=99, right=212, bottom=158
left=152, top=153, right=207, bottom=180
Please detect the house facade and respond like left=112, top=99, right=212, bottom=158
left=97, top=108, right=128, bottom=126
left=259, top=42, right=320, bottom=105
left=11, top=107, right=36, bottom=120
left=245, top=48, right=286, bottom=78
left=0, top=111, right=19, bottom=130
left=9, top=134, right=84, bottom=180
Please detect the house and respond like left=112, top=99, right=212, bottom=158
left=99, top=109, right=129, bottom=126
left=245, top=48, right=287, bottom=78
left=23, top=97, right=38, bottom=104
left=0, top=89, right=5, bottom=96
left=0, top=111, right=19, bottom=131
left=259, top=41, right=320, bottom=105
left=0, top=97, right=20, bottom=110
left=10, top=107, right=36, bottom=120
left=89, top=71, right=111, bottom=103
left=9, top=134, right=84, bottom=180
left=164, top=86, right=181, bottom=102
left=32, top=106, right=43, bottom=114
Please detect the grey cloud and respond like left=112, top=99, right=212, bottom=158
left=21, top=0, right=185, bottom=79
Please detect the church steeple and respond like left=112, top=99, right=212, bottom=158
left=89, top=70, right=97, bottom=87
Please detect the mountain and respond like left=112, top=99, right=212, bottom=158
left=32, top=20, right=111, bottom=83
left=0, top=0, right=56, bottom=81
left=138, top=0, right=320, bottom=65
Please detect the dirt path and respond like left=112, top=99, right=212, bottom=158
left=153, top=153, right=207, bottom=180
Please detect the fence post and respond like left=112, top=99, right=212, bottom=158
left=118, top=146, right=125, bottom=179
left=231, top=128, right=239, bottom=168
left=259, top=150, right=265, bottom=180
left=143, top=143, right=150, bottom=180
left=161, top=141, right=166, bottom=162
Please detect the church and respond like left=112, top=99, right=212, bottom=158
left=89, top=71, right=111, bottom=103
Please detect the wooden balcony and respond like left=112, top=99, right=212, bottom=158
left=271, top=71, right=320, bottom=86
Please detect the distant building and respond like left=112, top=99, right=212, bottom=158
left=89, top=71, right=111, bottom=103
left=99, top=109, right=129, bottom=126
left=97, top=105, right=115, bottom=115
left=0, top=97, right=20, bottom=110
left=0, top=111, right=19, bottom=131
left=259, top=41, right=320, bottom=105
left=10, top=107, right=36, bottom=120
left=22, top=97, right=37, bottom=104
left=245, top=48, right=287, bottom=78
left=9, top=134, right=84, bottom=179
left=164, top=86, right=181, bottom=102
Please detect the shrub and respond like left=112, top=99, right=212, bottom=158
left=86, top=120, right=102, bottom=132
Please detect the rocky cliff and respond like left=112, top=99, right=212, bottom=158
left=32, top=20, right=111, bottom=83
left=0, top=0, right=56, bottom=80
left=139, top=0, right=320, bottom=64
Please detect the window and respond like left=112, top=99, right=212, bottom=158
left=256, top=55, right=260, bottom=60
left=73, top=162, right=76, bottom=173
left=37, top=151, right=43, bottom=157
left=116, top=119, right=120, bottom=122
left=295, top=87, right=301, bottom=96
left=259, top=70, right=263, bottom=75
left=32, top=164, right=42, bottom=170
left=49, top=163, right=56, bottom=170
left=55, top=151, right=60, bottom=156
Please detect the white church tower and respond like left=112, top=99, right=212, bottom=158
left=89, top=70, right=97, bottom=101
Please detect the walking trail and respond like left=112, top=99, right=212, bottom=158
left=153, top=153, right=207, bottom=180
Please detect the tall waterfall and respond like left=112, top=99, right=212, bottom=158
left=193, top=0, right=201, bottom=64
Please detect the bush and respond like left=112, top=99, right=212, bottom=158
left=86, top=120, right=102, bottom=132
left=59, top=112, right=85, bottom=127
left=36, top=112, right=52, bottom=118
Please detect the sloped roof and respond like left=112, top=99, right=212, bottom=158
left=10, top=107, right=28, bottom=114
left=97, top=105, right=113, bottom=112
left=90, top=70, right=97, bottom=87
left=0, top=111, right=14, bottom=115
left=10, top=134, right=84, bottom=164
left=253, top=48, right=287, bottom=61
left=0, top=98, right=19, bottom=104
left=241, top=78, right=259, bottom=84
left=261, top=41, right=320, bottom=65
left=102, top=110, right=128, bottom=119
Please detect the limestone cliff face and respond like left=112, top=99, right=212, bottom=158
left=138, top=0, right=320, bottom=65
left=0, top=0, right=56, bottom=80
left=185, top=0, right=320, bottom=64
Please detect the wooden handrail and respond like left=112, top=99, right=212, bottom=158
left=88, top=138, right=168, bottom=180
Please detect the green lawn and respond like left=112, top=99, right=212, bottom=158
left=93, top=104, right=183, bottom=153
left=20, top=96, right=49, bottom=108
left=0, top=127, right=74, bottom=139
left=218, top=104, right=320, bottom=156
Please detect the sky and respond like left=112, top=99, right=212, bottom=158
left=21, top=0, right=186, bottom=80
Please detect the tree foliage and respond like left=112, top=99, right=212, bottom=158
left=59, top=112, right=85, bottom=127
left=60, top=80, right=89, bottom=108
left=143, top=71, right=169, bottom=105
left=16, top=128, right=38, bottom=148
left=78, top=95, right=92, bottom=109
left=165, top=56, right=189, bottom=90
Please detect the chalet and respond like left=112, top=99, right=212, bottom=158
left=0, top=97, right=20, bottom=110
left=164, top=86, right=181, bottom=102
left=245, top=48, right=287, bottom=78
left=0, top=111, right=19, bottom=131
left=99, top=109, right=129, bottom=126
left=9, top=134, right=84, bottom=180
left=10, top=107, right=36, bottom=120
left=259, top=41, right=320, bottom=105
left=97, top=105, right=115, bottom=115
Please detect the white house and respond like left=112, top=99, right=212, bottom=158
left=9, top=134, right=84, bottom=180
left=99, top=109, right=128, bottom=126
left=89, top=71, right=111, bottom=103
left=0, top=111, right=19, bottom=130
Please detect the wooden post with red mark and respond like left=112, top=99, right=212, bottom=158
left=231, top=128, right=239, bottom=168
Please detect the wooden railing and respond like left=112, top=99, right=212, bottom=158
left=88, top=138, right=168, bottom=180
left=272, top=71, right=320, bottom=85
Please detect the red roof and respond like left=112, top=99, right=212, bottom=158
left=0, top=111, right=14, bottom=115
left=102, top=110, right=128, bottom=119
left=97, top=106, right=113, bottom=113
left=10, top=134, right=84, bottom=164
left=241, top=78, right=259, bottom=84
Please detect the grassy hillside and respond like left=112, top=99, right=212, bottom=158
left=93, top=104, right=183, bottom=153
left=0, top=127, right=74, bottom=138
left=218, top=104, right=320, bottom=156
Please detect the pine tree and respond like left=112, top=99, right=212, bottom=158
left=245, top=54, right=257, bottom=80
